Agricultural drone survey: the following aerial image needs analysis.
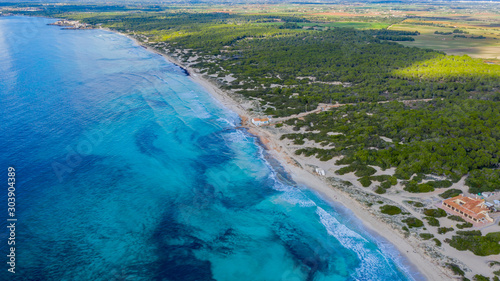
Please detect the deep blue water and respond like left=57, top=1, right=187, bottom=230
left=0, top=16, right=423, bottom=281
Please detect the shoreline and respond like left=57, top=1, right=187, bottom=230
left=110, top=28, right=451, bottom=280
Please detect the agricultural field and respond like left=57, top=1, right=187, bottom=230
left=390, top=19, right=500, bottom=59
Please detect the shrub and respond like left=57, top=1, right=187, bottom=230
left=407, top=200, right=424, bottom=207
left=389, top=176, right=398, bottom=186
left=449, top=231, right=500, bottom=256
left=380, top=205, right=402, bottom=215
left=336, top=165, right=357, bottom=175
left=438, top=227, right=454, bottom=234
left=439, top=188, right=463, bottom=199
left=448, top=215, right=466, bottom=222
left=457, top=230, right=481, bottom=236
left=354, top=165, right=377, bottom=177
left=489, top=261, right=500, bottom=267
left=358, top=176, right=372, bottom=187
left=423, top=208, right=447, bottom=218
left=426, top=180, right=453, bottom=189
left=404, top=180, right=435, bottom=193
left=419, top=233, right=434, bottom=240
left=447, top=263, right=465, bottom=276
left=337, top=164, right=376, bottom=177
left=342, top=180, right=353, bottom=186
left=380, top=180, right=392, bottom=189
left=424, top=217, right=440, bottom=227
left=403, top=217, right=424, bottom=228
left=474, top=275, right=490, bottom=281
left=457, top=222, right=473, bottom=229
left=375, top=186, right=386, bottom=194
left=433, top=238, right=442, bottom=247
left=369, top=175, right=391, bottom=182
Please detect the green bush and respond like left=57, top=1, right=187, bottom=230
left=369, top=175, right=391, bottom=182
left=388, top=176, right=398, bottom=186
left=358, top=176, right=372, bottom=187
left=448, top=215, right=466, bottom=222
left=380, top=181, right=392, bottom=189
left=448, top=231, right=500, bottom=256
left=490, top=261, right=500, bottom=267
left=375, top=186, right=386, bottom=194
left=439, top=188, right=463, bottom=199
left=419, top=233, right=434, bottom=240
left=337, top=164, right=376, bottom=177
left=427, top=180, right=453, bottom=189
left=433, top=238, right=442, bottom=247
left=456, top=222, right=473, bottom=229
left=447, top=263, right=465, bottom=276
left=404, top=180, right=435, bottom=193
left=354, top=165, right=377, bottom=177
left=380, top=205, right=402, bottom=215
left=457, top=230, right=481, bottom=236
left=438, top=227, right=454, bottom=234
left=342, top=180, right=353, bottom=186
left=403, top=217, right=424, bottom=228
left=474, top=275, right=490, bottom=281
left=407, top=200, right=424, bottom=207
left=336, top=165, right=357, bottom=175
left=424, top=217, right=440, bottom=227
left=423, top=208, right=447, bottom=218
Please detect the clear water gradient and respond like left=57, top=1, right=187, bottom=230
left=0, top=16, right=423, bottom=281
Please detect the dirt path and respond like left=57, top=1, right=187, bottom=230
left=273, top=98, right=436, bottom=123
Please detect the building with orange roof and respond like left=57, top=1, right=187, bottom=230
left=251, top=117, right=270, bottom=126
left=442, top=194, right=493, bottom=224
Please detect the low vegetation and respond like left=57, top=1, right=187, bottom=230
left=423, top=208, right=447, bottom=218
left=440, top=189, right=463, bottom=199
left=448, top=215, right=466, bottom=222
left=380, top=205, right=402, bottom=215
left=456, top=222, right=473, bottom=229
left=406, top=200, right=424, bottom=208
left=403, top=217, right=424, bottom=228
left=419, top=233, right=434, bottom=240
left=438, top=227, right=454, bottom=234
left=447, top=263, right=465, bottom=276
left=424, top=217, right=440, bottom=227
left=446, top=231, right=500, bottom=256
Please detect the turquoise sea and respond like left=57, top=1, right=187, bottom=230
left=0, top=16, right=424, bottom=281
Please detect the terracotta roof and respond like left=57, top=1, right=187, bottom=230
left=252, top=118, right=269, bottom=122
left=443, top=195, right=490, bottom=221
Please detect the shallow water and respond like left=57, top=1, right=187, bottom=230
left=0, top=16, right=423, bottom=281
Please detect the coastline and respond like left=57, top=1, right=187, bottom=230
left=109, top=28, right=451, bottom=280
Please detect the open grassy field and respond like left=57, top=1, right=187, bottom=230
left=390, top=22, right=500, bottom=59
left=386, top=11, right=500, bottom=59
